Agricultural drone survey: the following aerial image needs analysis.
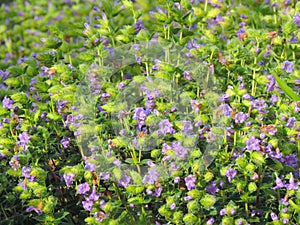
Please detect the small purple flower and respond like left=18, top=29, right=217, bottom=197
left=285, top=173, right=298, bottom=190
left=206, top=181, right=219, bottom=195
left=78, top=182, right=90, bottom=194
left=270, top=95, right=278, bottom=104
left=286, top=117, right=296, bottom=128
left=94, top=211, right=106, bottom=222
left=99, top=171, right=110, bottom=180
left=226, top=167, right=237, bottom=183
left=294, top=15, right=300, bottom=27
left=133, top=107, right=147, bottom=121
left=294, top=101, right=300, bottom=113
left=289, top=33, right=298, bottom=43
left=118, top=174, right=131, bottom=187
left=281, top=61, right=294, bottom=73
left=185, top=174, right=196, bottom=191
left=206, top=132, right=216, bottom=143
left=234, top=112, right=248, bottom=124
left=82, top=199, right=94, bottom=211
left=154, top=187, right=162, bottom=197
left=89, top=187, right=100, bottom=201
left=26, top=205, right=42, bottom=214
left=219, top=104, right=232, bottom=116
left=184, top=195, right=193, bottom=202
left=230, top=208, right=236, bottom=215
left=207, top=217, right=215, bottom=225
left=158, top=119, right=175, bottom=135
left=272, top=176, right=285, bottom=190
left=252, top=99, right=268, bottom=113
left=190, top=100, right=201, bottom=113
left=2, top=96, right=14, bottom=110
left=17, top=132, right=30, bottom=151
left=170, top=203, right=176, bottom=210
left=174, top=176, right=180, bottom=184
left=63, top=173, right=75, bottom=188
left=220, top=208, right=227, bottom=216
left=57, top=99, right=68, bottom=113
left=183, top=71, right=192, bottom=80
left=182, top=121, right=194, bottom=135
left=142, top=169, right=160, bottom=184
left=60, top=137, right=70, bottom=149
left=246, top=136, right=260, bottom=151
left=134, top=20, right=145, bottom=33
left=270, top=212, right=278, bottom=221
left=172, top=142, right=188, bottom=159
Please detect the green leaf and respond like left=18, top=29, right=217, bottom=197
left=271, top=71, right=300, bottom=101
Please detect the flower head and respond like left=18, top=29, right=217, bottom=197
left=185, top=174, right=196, bottom=190
left=226, top=167, right=237, bottom=183
left=246, top=136, right=260, bottom=151
left=281, top=61, right=294, bottom=73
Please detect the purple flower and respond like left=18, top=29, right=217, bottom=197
left=226, top=167, right=237, bottom=183
left=99, top=171, right=110, bottom=180
left=281, top=61, right=294, bottom=73
left=63, top=173, right=75, bottom=188
left=289, top=33, right=298, bottom=43
left=219, top=104, right=232, bottom=116
left=142, top=169, right=160, bottom=184
left=170, top=203, right=176, bottom=210
left=172, top=142, right=188, bottom=159
left=185, top=174, right=196, bottom=191
left=154, top=187, right=162, bottom=197
left=78, top=182, right=90, bottom=194
left=272, top=176, right=285, bottom=190
left=82, top=199, right=94, bottom=211
left=220, top=208, right=227, bottom=216
left=207, top=217, right=215, bottom=225
left=182, top=120, right=194, bottom=135
left=133, top=107, right=147, bottom=121
left=184, top=195, right=193, bottom=201
left=206, top=132, right=216, bottom=143
left=270, top=95, right=278, bottom=104
left=206, top=181, right=219, bottom=195
left=190, top=100, right=201, bottom=113
left=294, top=15, right=300, bottom=27
left=26, top=206, right=42, bottom=214
left=246, top=136, right=260, bottom=151
left=294, top=101, right=300, bottom=113
left=283, top=153, right=298, bottom=169
left=60, top=136, right=70, bottom=149
left=57, top=99, right=68, bottom=113
left=89, top=187, right=100, bottom=201
left=2, top=96, right=14, bottom=109
left=183, top=71, right=192, bottom=80
left=134, top=20, right=145, bottom=33
left=252, top=99, right=268, bottom=113
left=234, top=112, right=248, bottom=124
left=17, top=132, right=31, bottom=151
left=266, top=75, right=275, bottom=92
left=285, top=173, right=298, bottom=190
left=118, top=174, right=131, bottom=187
left=286, top=117, right=296, bottom=128
left=94, top=211, right=106, bottom=222
left=236, top=28, right=246, bottom=40
left=22, top=166, right=36, bottom=182
left=158, top=119, right=175, bottom=135
left=230, top=208, right=236, bottom=215
left=174, top=176, right=180, bottom=183
left=270, top=212, right=278, bottom=221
